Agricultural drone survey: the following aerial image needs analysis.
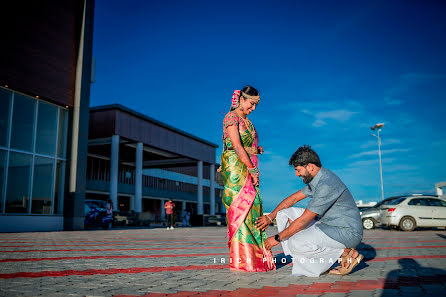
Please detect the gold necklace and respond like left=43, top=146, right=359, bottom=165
left=231, top=111, right=256, bottom=139
left=242, top=116, right=256, bottom=140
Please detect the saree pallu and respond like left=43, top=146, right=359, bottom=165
left=221, top=118, right=275, bottom=272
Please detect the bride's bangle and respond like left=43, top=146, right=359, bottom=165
left=248, top=166, right=260, bottom=177
left=266, top=214, right=273, bottom=223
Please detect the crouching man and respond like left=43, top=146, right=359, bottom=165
left=256, top=145, right=363, bottom=276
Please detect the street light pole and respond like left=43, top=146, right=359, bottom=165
left=371, top=123, right=385, bottom=201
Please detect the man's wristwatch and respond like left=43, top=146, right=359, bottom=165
left=274, top=234, right=281, bottom=243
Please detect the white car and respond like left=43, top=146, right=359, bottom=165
left=379, top=196, right=446, bottom=231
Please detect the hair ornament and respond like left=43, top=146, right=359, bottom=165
left=231, top=90, right=241, bottom=108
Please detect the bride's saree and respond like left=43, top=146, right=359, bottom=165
left=221, top=112, right=275, bottom=272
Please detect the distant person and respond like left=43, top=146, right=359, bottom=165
left=164, top=199, right=175, bottom=230
left=106, top=199, right=113, bottom=215
left=220, top=85, right=275, bottom=272
left=256, top=145, right=364, bottom=276
left=182, top=209, right=191, bottom=227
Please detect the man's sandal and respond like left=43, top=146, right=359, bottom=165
left=329, top=249, right=364, bottom=275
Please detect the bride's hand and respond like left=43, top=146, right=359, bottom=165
left=252, top=175, right=259, bottom=187
left=258, top=146, right=264, bottom=154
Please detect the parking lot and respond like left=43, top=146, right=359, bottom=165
left=1, top=226, right=445, bottom=297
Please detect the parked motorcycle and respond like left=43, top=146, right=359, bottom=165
left=84, top=200, right=113, bottom=230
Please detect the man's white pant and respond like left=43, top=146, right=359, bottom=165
left=276, top=207, right=346, bottom=277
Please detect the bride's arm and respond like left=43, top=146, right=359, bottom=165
left=226, top=125, right=259, bottom=186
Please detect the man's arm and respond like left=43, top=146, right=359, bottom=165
left=264, top=208, right=318, bottom=250
left=255, top=190, right=307, bottom=231
left=278, top=208, right=317, bottom=240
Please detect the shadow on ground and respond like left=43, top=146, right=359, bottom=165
left=381, top=258, right=446, bottom=297
left=436, top=233, right=446, bottom=240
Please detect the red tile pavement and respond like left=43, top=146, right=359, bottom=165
left=1, top=254, right=446, bottom=279
left=1, top=252, right=446, bottom=265
left=0, top=265, right=227, bottom=279
left=0, top=238, right=443, bottom=246
left=0, top=246, right=228, bottom=253
left=111, top=275, right=446, bottom=297
left=0, top=253, right=228, bottom=262
left=1, top=244, right=445, bottom=255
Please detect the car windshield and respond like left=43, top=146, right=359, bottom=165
left=387, top=197, right=407, bottom=205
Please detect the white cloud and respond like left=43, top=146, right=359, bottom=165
left=360, top=138, right=401, bottom=149
left=349, top=148, right=410, bottom=159
left=303, top=109, right=358, bottom=127
left=347, top=158, right=396, bottom=168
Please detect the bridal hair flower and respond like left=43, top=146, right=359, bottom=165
left=231, top=90, right=241, bottom=109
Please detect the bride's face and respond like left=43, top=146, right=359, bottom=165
left=240, top=97, right=259, bottom=115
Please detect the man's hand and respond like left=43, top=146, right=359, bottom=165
left=256, top=215, right=272, bottom=231
left=265, top=236, right=279, bottom=250
left=258, top=146, right=264, bottom=155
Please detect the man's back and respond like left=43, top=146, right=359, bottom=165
left=304, top=167, right=363, bottom=248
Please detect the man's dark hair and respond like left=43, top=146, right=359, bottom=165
left=289, top=145, right=322, bottom=168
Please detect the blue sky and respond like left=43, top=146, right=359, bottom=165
left=90, top=0, right=446, bottom=211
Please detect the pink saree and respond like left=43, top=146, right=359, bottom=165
left=221, top=112, right=275, bottom=272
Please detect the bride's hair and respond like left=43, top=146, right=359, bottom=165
left=241, top=85, right=259, bottom=97
left=230, top=85, right=260, bottom=111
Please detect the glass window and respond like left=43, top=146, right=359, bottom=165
left=36, top=102, right=58, bottom=156
left=6, top=152, right=32, bottom=213
left=31, top=157, right=54, bottom=214
left=53, top=160, right=66, bottom=214
left=0, top=88, right=12, bottom=148
left=57, top=109, right=68, bottom=158
left=408, top=198, right=428, bottom=206
left=10, top=94, right=35, bottom=152
left=427, top=199, right=444, bottom=207
left=0, top=150, right=6, bottom=211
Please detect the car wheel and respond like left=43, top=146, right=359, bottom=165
left=399, top=216, right=416, bottom=231
left=362, top=218, right=376, bottom=230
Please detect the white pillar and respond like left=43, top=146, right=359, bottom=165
left=160, top=199, right=166, bottom=220
left=210, top=163, right=215, bottom=215
left=437, top=187, right=443, bottom=196
left=182, top=200, right=186, bottom=210
left=110, top=135, right=119, bottom=211
left=197, top=161, right=203, bottom=215
left=135, top=142, right=143, bottom=213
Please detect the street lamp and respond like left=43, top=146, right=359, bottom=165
left=371, top=123, right=385, bottom=201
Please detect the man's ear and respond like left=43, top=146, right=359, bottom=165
left=308, top=163, right=316, bottom=174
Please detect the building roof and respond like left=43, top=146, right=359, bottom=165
left=90, top=104, right=218, bottom=148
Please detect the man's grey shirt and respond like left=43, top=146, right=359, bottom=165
left=301, top=167, right=363, bottom=248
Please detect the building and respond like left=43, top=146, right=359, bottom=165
left=86, top=104, right=223, bottom=223
left=0, top=0, right=95, bottom=232
left=0, top=0, right=222, bottom=232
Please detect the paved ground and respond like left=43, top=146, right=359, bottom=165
left=0, top=226, right=445, bottom=297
